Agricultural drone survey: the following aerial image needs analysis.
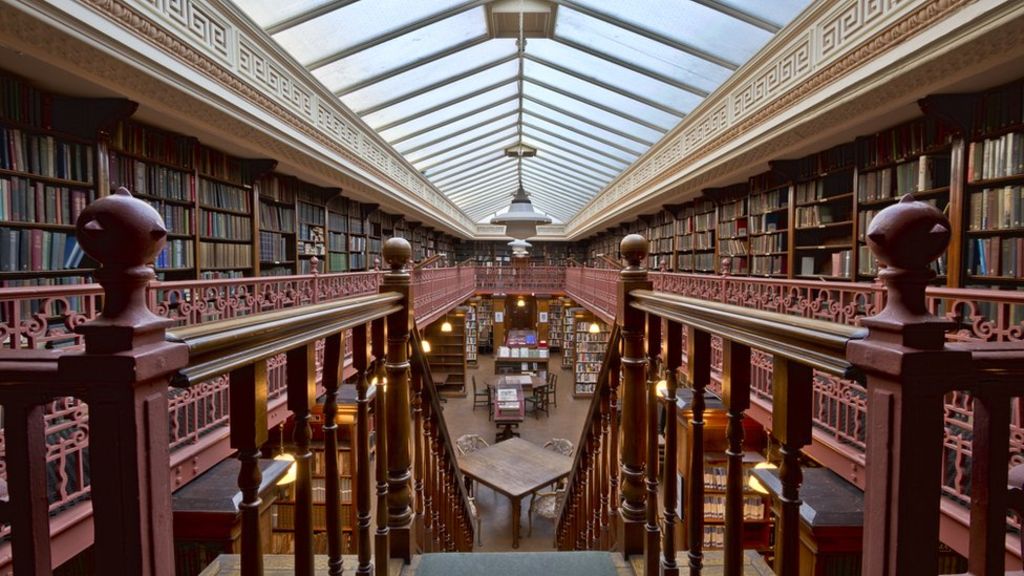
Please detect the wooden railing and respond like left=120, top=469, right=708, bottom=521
left=0, top=191, right=473, bottom=574
left=473, top=265, right=566, bottom=295
left=558, top=199, right=1024, bottom=575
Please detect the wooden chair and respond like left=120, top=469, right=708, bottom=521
left=467, top=495, right=483, bottom=546
left=456, top=433, right=490, bottom=497
left=472, top=375, right=490, bottom=411
left=528, top=487, right=565, bottom=542
left=543, top=437, right=574, bottom=457
left=525, top=383, right=549, bottom=418
left=546, top=373, right=558, bottom=409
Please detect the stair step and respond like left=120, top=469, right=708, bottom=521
left=198, top=555, right=405, bottom=575
left=410, top=551, right=628, bottom=576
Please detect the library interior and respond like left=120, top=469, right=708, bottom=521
left=1, top=1, right=1024, bottom=575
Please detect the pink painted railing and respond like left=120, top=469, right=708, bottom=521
left=567, top=266, right=1024, bottom=552
left=473, top=265, right=566, bottom=294
left=0, top=263, right=472, bottom=564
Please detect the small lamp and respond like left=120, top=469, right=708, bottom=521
left=517, top=296, right=526, bottom=308
left=589, top=322, right=601, bottom=334
left=440, top=315, right=453, bottom=333
left=655, top=379, right=668, bottom=399
left=274, top=453, right=297, bottom=486
left=421, top=340, right=432, bottom=353
left=747, top=462, right=777, bottom=495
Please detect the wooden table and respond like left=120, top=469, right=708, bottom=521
left=493, top=382, right=525, bottom=441
left=457, top=437, right=572, bottom=548
left=485, top=374, right=546, bottom=392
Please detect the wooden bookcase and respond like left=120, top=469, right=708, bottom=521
left=855, top=116, right=954, bottom=280
left=465, top=299, right=478, bottom=366
left=477, top=296, right=493, bottom=354
left=712, top=184, right=751, bottom=276
left=255, top=173, right=298, bottom=276
left=561, top=306, right=582, bottom=370
left=672, top=202, right=695, bottom=272
left=296, top=188, right=326, bottom=274
left=748, top=171, right=791, bottom=278
left=574, top=316, right=609, bottom=398
left=963, top=78, right=1024, bottom=287
left=693, top=198, right=717, bottom=273
left=776, top=142, right=857, bottom=280
left=547, top=298, right=564, bottom=351
left=424, top=308, right=467, bottom=395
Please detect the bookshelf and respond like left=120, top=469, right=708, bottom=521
left=255, top=173, right=297, bottom=276
left=776, top=142, right=857, bottom=280
left=646, top=210, right=675, bottom=270
left=547, top=299, right=564, bottom=351
left=0, top=71, right=133, bottom=288
left=424, top=309, right=467, bottom=396
left=561, top=306, right=582, bottom=370
left=855, top=116, right=954, bottom=280
left=465, top=300, right=478, bottom=366
left=477, top=297, right=493, bottom=354
left=672, top=202, right=695, bottom=272
left=964, top=78, right=1024, bottom=286
left=297, top=188, right=326, bottom=275
left=748, top=172, right=791, bottom=278
left=712, top=184, right=750, bottom=276
left=693, top=199, right=717, bottom=273
left=574, top=317, right=609, bottom=398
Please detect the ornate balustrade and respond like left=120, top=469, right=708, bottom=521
left=0, top=192, right=474, bottom=575
left=558, top=202, right=1024, bottom=575
left=412, top=265, right=477, bottom=328
left=473, top=265, right=566, bottom=295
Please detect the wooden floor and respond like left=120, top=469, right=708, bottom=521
left=445, top=351, right=592, bottom=552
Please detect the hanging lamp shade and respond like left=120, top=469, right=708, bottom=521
left=507, top=239, right=532, bottom=251
left=490, top=187, right=551, bottom=240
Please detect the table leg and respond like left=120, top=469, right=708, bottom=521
left=512, top=496, right=521, bottom=549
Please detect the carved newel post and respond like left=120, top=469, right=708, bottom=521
left=381, top=237, right=414, bottom=562
left=846, top=195, right=970, bottom=576
left=617, top=234, right=652, bottom=556
left=60, top=188, right=188, bottom=575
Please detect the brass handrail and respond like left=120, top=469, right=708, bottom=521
left=629, top=289, right=867, bottom=379
left=169, top=293, right=402, bottom=386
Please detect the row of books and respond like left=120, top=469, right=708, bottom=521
left=109, top=122, right=194, bottom=168
left=719, top=238, right=748, bottom=257
left=799, top=251, right=852, bottom=278
left=328, top=231, right=346, bottom=252
left=718, top=219, right=747, bottom=239
left=749, top=212, right=783, bottom=234
left=196, top=149, right=246, bottom=184
left=109, top=155, right=191, bottom=201
left=200, top=211, right=251, bottom=241
left=676, top=231, right=714, bottom=251
left=259, top=230, right=291, bottom=262
left=795, top=172, right=853, bottom=204
left=678, top=253, right=717, bottom=272
left=967, top=236, right=1024, bottom=278
left=260, top=265, right=293, bottom=277
left=298, top=201, right=325, bottom=226
left=795, top=205, right=848, bottom=227
left=299, top=241, right=324, bottom=256
left=328, top=211, right=346, bottom=232
left=154, top=239, right=193, bottom=269
left=255, top=177, right=297, bottom=204
left=198, top=180, right=250, bottom=212
left=751, top=234, right=785, bottom=254
left=199, top=241, right=251, bottom=269
left=967, top=131, right=1023, bottom=182
left=1, top=127, right=94, bottom=183
left=496, top=347, right=549, bottom=359
left=752, top=255, right=786, bottom=276
left=857, top=117, right=953, bottom=169
left=146, top=199, right=192, bottom=235
left=719, top=198, right=746, bottom=220
left=259, top=202, right=295, bottom=233
left=199, top=269, right=244, bottom=279
left=750, top=188, right=787, bottom=214
left=0, top=176, right=91, bottom=225
left=968, top=186, right=1024, bottom=231
left=650, top=236, right=673, bottom=254
left=1, top=228, right=85, bottom=271
left=702, top=495, right=766, bottom=521
left=0, top=74, right=48, bottom=127
left=793, top=145, right=856, bottom=180
left=348, top=235, right=367, bottom=252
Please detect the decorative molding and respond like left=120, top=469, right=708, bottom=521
left=566, top=0, right=983, bottom=237
left=68, top=0, right=477, bottom=236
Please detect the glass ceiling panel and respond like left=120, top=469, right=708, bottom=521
left=571, top=0, right=772, bottom=66
left=527, top=39, right=702, bottom=113
left=522, top=101, right=645, bottom=154
left=522, top=128, right=630, bottom=170
left=379, top=84, right=518, bottom=141
left=396, top=104, right=517, bottom=153
left=361, top=60, right=518, bottom=130
left=241, top=0, right=336, bottom=28
left=342, top=40, right=518, bottom=113
left=433, top=157, right=514, bottom=187
left=272, top=0, right=468, bottom=66
left=523, top=164, right=601, bottom=194
left=406, top=122, right=517, bottom=164
left=520, top=135, right=622, bottom=176
left=523, top=60, right=679, bottom=129
left=417, top=135, right=519, bottom=173
left=449, top=174, right=518, bottom=199
left=413, top=133, right=520, bottom=171
left=523, top=115, right=639, bottom=162
left=527, top=158, right=608, bottom=187
left=554, top=7, right=732, bottom=95
left=712, top=0, right=811, bottom=29
left=522, top=83, right=663, bottom=143
left=440, top=162, right=517, bottom=192
left=425, top=147, right=510, bottom=178
left=313, top=8, right=487, bottom=93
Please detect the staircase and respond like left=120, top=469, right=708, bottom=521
left=408, top=552, right=626, bottom=576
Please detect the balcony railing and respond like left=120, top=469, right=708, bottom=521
left=557, top=203, right=1024, bottom=575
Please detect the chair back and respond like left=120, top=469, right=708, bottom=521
left=472, top=375, right=478, bottom=393
left=456, top=433, right=489, bottom=455
left=544, top=437, right=574, bottom=457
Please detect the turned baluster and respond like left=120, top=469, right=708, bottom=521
left=645, top=313, right=662, bottom=576
left=352, top=323, right=372, bottom=575
left=591, top=422, right=603, bottom=549
left=286, top=341, right=316, bottom=576
left=721, top=339, right=750, bottom=576
left=968, top=386, right=1012, bottom=575
left=373, top=323, right=391, bottom=576
left=411, top=357, right=425, bottom=548
left=229, top=362, right=268, bottom=576
left=608, top=350, right=621, bottom=544
left=321, top=332, right=345, bottom=575
left=661, top=319, right=683, bottom=576
left=430, top=418, right=444, bottom=550
left=686, top=326, right=711, bottom=576
left=771, top=357, right=811, bottom=576
left=421, top=398, right=435, bottom=552
left=6, top=400, right=52, bottom=575
left=599, top=385, right=612, bottom=549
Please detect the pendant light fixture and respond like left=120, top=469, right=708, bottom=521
left=516, top=296, right=526, bottom=308
left=440, top=313, right=453, bottom=333
left=489, top=0, right=551, bottom=240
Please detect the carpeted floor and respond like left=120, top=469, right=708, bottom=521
left=416, top=551, right=619, bottom=576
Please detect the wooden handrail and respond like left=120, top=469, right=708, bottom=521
left=629, top=289, right=866, bottom=379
